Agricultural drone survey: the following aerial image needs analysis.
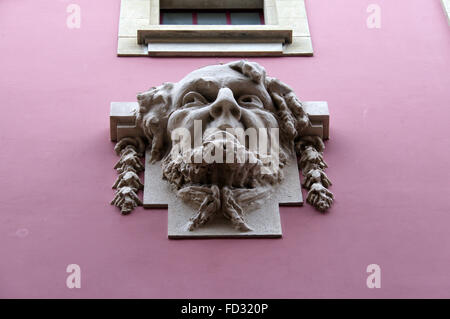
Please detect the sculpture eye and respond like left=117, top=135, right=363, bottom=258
left=182, top=91, right=208, bottom=108
left=238, top=95, right=263, bottom=109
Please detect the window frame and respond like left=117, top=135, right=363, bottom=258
left=159, top=9, right=265, bottom=25
left=117, top=0, right=313, bottom=57
left=442, top=0, right=450, bottom=25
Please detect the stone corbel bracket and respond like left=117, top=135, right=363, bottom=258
left=110, top=101, right=329, bottom=143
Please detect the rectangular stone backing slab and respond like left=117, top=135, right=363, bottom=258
left=168, top=195, right=282, bottom=238
left=143, top=149, right=303, bottom=238
left=143, top=149, right=303, bottom=208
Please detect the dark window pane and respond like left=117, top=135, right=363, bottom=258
left=230, top=12, right=262, bottom=25
left=162, top=12, right=193, bottom=25
left=197, top=12, right=227, bottom=25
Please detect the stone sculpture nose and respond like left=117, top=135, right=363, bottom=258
left=209, top=88, right=242, bottom=130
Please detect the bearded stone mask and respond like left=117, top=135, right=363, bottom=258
left=110, top=60, right=333, bottom=238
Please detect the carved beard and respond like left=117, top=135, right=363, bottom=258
left=161, top=130, right=287, bottom=231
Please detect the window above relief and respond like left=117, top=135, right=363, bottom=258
left=117, top=0, right=313, bottom=57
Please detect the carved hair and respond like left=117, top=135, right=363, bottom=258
left=135, top=60, right=312, bottom=162
left=135, top=82, right=174, bottom=161
left=228, top=60, right=310, bottom=142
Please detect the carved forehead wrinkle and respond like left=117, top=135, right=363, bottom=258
left=172, top=65, right=273, bottom=108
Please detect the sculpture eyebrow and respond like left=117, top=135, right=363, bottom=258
left=180, top=78, right=220, bottom=103
left=231, top=86, right=272, bottom=109
left=179, top=76, right=271, bottom=108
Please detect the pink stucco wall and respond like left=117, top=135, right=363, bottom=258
left=0, top=0, right=449, bottom=298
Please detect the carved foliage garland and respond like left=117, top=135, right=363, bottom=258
left=111, top=137, right=145, bottom=214
left=296, top=136, right=333, bottom=212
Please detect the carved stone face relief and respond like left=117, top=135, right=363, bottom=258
left=110, top=60, right=333, bottom=238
